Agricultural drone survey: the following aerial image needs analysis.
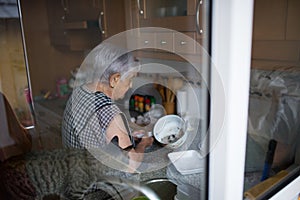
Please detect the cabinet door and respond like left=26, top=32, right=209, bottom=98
left=46, top=0, right=102, bottom=50
left=155, top=32, right=174, bottom=52
left=125, top=0, right=208, bottom=60
left=46, top=0, right=70, bottom=47
left=286, top=0, right=300, bottom=40
left=252, top=0, right=287, bottom=40
left=64, top=0, right=125, bottom=40
left=132, top=0, right=200, bottom=32
left=174, top=32, right=196, bottom=54
left=101, top=0, right=126, bottom=39
left=46, top=0, right=125, bottom=50
left=62, top=0, right=104, bottom=38
left=63, top=0, right=103, bottom=21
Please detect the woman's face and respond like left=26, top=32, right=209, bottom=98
left=112, top=72, right=137, bottom=100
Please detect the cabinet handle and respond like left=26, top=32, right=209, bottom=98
left=137, top=0, right=144, bottom=15
left=160, top=41, right=167, bottom=45
left=180, top=41, right=187, bottom=45
left=98, top=11, right=105, bottom=35
left=61, top=0, right=69, bottom=13
left=144, top=40, right=149, bottom=44
left=196, top=0, right=203, bottom=34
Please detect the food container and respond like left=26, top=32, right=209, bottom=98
left=168, top=150, right=205, bottom=175
left=153, top=115, right=187, bottom=148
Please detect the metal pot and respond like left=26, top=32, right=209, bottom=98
left=144, top=179, right=177, bottom=200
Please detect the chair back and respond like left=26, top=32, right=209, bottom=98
left=0, top=92, right=32, bottom=161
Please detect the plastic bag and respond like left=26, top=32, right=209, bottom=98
left=246, top=67, right=300, bottom=170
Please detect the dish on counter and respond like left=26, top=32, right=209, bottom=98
left=153, top=114, right=187, bottom=148
left=168, top=150, right=205, bottom=175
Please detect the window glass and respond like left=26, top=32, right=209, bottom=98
left=0, top=2, right=34, bottom=128
left=0, top=1, right=211, bottom=199
left=243, top=0, right=300, bottom=199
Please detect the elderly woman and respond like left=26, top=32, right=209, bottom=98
left=62, top=42, right=153, bottom=172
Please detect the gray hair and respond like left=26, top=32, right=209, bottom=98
left=75, top=42, right=139, bottom=86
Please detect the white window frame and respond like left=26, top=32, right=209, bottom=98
left=209, top=1, right=254, bottom=199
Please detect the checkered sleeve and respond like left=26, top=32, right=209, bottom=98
left=96, top=104, right=121, bottom=135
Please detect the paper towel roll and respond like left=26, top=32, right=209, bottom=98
left=176, top=90, right=187, bottom=116
left=185, top=82, right=204, bottom=119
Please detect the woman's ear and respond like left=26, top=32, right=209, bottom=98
left=109, top=73, right=121, bottom=88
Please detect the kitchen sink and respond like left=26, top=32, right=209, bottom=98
left=142, top=179, right=177, bottom=200
left=81, top=177, right=177, bottom=200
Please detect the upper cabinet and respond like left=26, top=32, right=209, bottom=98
left=252, top=0, right=300, bottom=68
left=253, top=0, right=300, bottom=41
left=286, top=0, right=300, bottom=40
left=125, top=0, right=210, bottom=61
left=252, top=0, right=287, bottom=40
left=130, top=0, right=202, bottom=33
left=46, top=0, right=125, bottom=51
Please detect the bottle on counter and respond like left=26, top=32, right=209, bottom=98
left=56, top=78, right=69, bottom=98
left=138, top=96, right=144, bottom=113
left=144, top=96, right=151, bottom=112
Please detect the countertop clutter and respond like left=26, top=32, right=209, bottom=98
left=28, top=97, right=205, bottom=199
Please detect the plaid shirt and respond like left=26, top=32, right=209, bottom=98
left=62, top=86, right=122, bottom=148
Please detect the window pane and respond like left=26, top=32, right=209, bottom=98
left=0, top=6, right=34, bottom=127
left=0, top=0, right=211, bottom=199
left=243, top=0, right=300, bottom=198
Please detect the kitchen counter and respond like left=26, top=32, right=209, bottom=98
left=137, top=129, right=205, bottom=197
left=34, top=97, right=67, bottom=117
left=32, top=98, right=205, bottom=198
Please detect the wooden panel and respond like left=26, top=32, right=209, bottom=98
left=126, top=30, right=157, bottom=53
left=172, top=16, right=196, bottom=32
left=252, top=41, right=300, bottom=61
left=174, top=32, right=195, bottom=54
left=139, top=16, right=196, bottom=32
left=155, top=32, right=174, bottom=52
left=286, top=0, right=300, bottom=40
left=187, top=0, right=197, bottom=15
left=21, top=0, right=84, bottom=96
left=252, top=0, right=287, bottom=40
left=64, top=0, right=102, bottom=21
left=134, top=50, right=204, bottom=63
left=136, top=32, right=156, bottom=50
left=103, top=0, right=126, bottom=39
left=67, top=29, right=102, bottom=51
left=251, top=60, right=300, bottom=70
left=46, top=0, right=70, bottom=47
left=64, top=21, right=89, bottom=29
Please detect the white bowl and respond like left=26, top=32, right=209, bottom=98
left=153, top=115, right=186, bottom=148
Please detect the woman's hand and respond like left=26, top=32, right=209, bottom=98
left=138, top=136, right=154, bottom=148
left=132, top=130, right=146, bottom=140
left=127, top=133, right=154, bottom=173
left=132, top=130, right=154, bottom=148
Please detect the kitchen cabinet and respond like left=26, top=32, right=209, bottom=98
left=125, top=0, right=209, bottom=61
left=251, top=0, right=300, bottom=69
left=252, top=0, right=287, bottom=40
left=128, top=0, right=204, bottom=33
left=252, top=0, right=300, bottom=41
left=174, top=32, right=196, bottom=54
left=286, top=0, right=300, bottom=40
left=46, top=0, right=125, bottom=50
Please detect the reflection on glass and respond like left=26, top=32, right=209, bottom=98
left=0, top=1, right=211, bottom=200
left=0, top=2, right=34, bottom=128
left=243, top=0, right=300, bottom=198
left=244, top=67, right=300, bottom=199
left=145, top=0, right=187, bottom=18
